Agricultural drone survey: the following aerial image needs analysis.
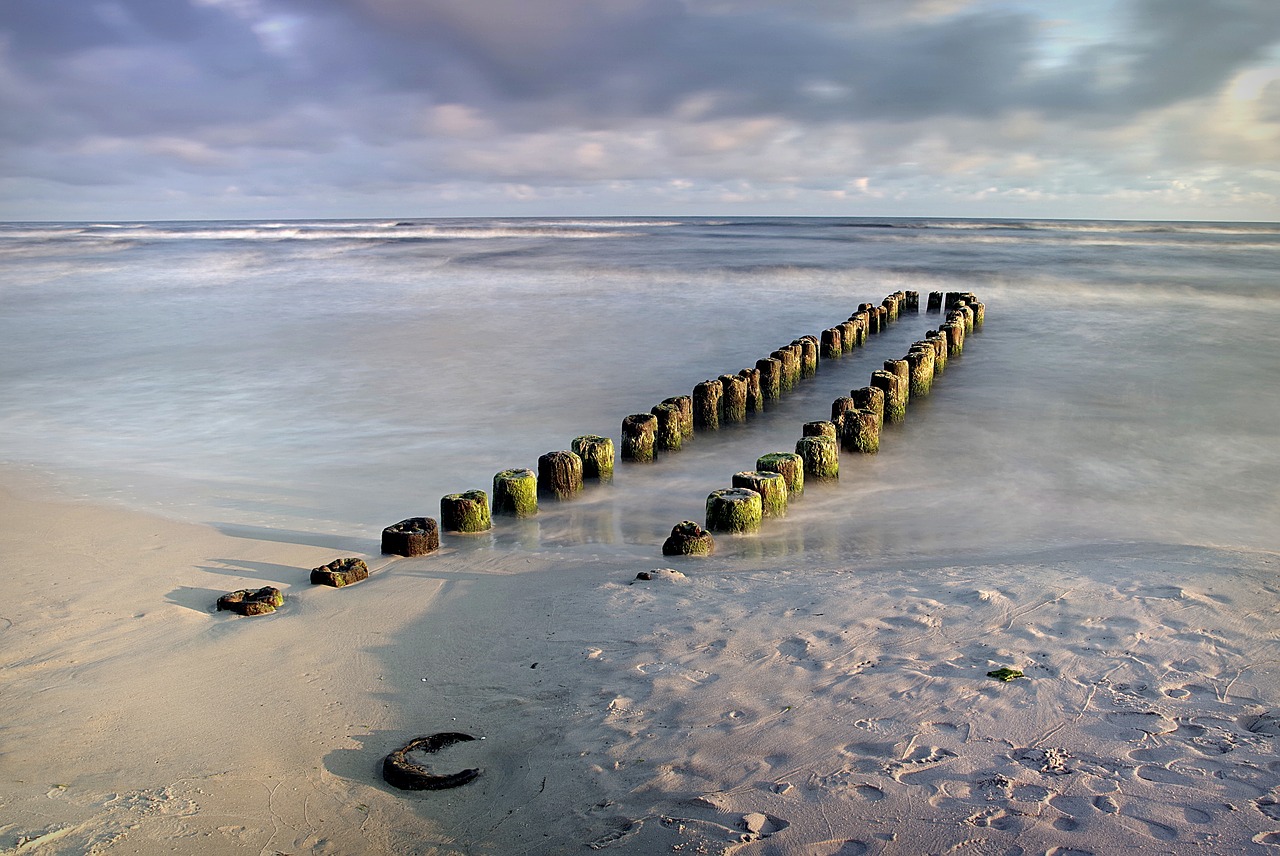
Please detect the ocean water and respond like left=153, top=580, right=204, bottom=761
left=1, top=217, right=1277, bottom=561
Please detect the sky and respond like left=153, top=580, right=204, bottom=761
left=2, top=0, right=1280, bottom=222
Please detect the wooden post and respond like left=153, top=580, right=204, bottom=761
left=756, top=357, right=783, bottom=401
left=693, top=380, right=723, bottom=430
left=739, top=367, right=764, bottom=413
left=851, top=385, right=885, bottom=429
left=838, top=320, right=858, bottom=352
left=906, top=344, right=936, bottom=397
left=797, top=337, right=819, bottom=379
left=621, top=414, right=658, bottom=462
left=772, top=346, right=800, bottom=392
left=831, top=396, right=858, bottom=423
left=877, top=305, right=888, bottom=330
left=871, top=369, right=907, bottom=423
left=662, top=520, right=715, bottom=556
left=905, top=291, right=919, bottom=313
left=538, top=451, right=584, bottom=499
left=651, top=403, right=683, bottom=452
left=882, top=294, right=899, bottom=322
left=732, top=471, right=789, bottom=518
left=441, top=489, right=491, bottom=533
left=941, top=321, right=964, bottom=356
left=719, top=374, right=748, bottom=424
left=821, top=327, right=843, bottom=359
left=795, top=435, right=839, bottom=480
left=803, top=420, right=838, bottom=440
left=884, top=359, right=911, bottom=407
left=926, top=330, right=948, bottom=373
left=927, top=292, right=943, bottom=313
left=381, top=517, right=439, bottom=556
left=970, top=300, right=985, bottom=327
left=756, top=452, right=804, bottom=496
left=572, top=434, right=615, bottom=482
left=840, top=408, right=880, bottom=453
left=865, top=304, right=880, bottom=334
left=705, top=487, right=763, bottom=534
left=492, top=468, right=538, bottom=517
left=661, top=395, right=694, bottom=438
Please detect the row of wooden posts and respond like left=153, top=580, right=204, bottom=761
left=686, top=292, right=984, bottom=553
left=378, top=290, right=984, bottom=559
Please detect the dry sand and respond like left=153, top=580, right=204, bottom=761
left=3, top=472, right=1280, bottom=855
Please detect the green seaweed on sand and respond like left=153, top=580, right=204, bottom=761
left=987, top=667, right=1024, bottom=682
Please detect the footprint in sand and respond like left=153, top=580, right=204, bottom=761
left=1253, top=831, right=1280, bottom=847
left=1255, top=798, right=1280, bottom=821
left=1047, top=848, right=1095, bottom=856
left=1012, top=746, right=1074, bottom=776
left=1122, top=814, right=1178, bottom=842
left=1107, top=710, right=1177, bottom=735
left=587, top=819, right=642, bottom=850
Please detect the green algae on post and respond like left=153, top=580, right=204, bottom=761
left=661, top=395, right=694, bottom=438
left=693, top=380, right=723, bottom=430
left=821, top=327, right=842, bottom=359
left=756, top=357, right=783, bottom=401
left=831, top=396, right=857, bottom=424
left=705, top=487, right=763, bottom=534
left=840, top=408, right=880, bottom=454
left=538, top=450, right=584, bottom=499
left=756, top=451, right=804, bottom=496
left=797, top=337, right=819, bottom=379
left=381, top=517, right=439, bottom=556
left=217, top=585, right=285, bottom=614
left=738, top=367, right=764, bottom=413
left=661, top=520, right=715, bottom=556
left=883, top=359, right=911, bottom=406
left=719, top=374, right=748, bottom=424
left=441, top=489, right=492, bottom=533
left=871, top=369, right=907, bottom=424
left=987, top=667, right=1024, bottom=682
left=802, top=420, right=837, bottom=440
left=906, top=345, right=935, bottom=397
left=621, top=413, right=658, bottom=462
left=851, top=385, right=885, bottom=430
left=651, top=403, right=684, bottom=452
left=572, top=434, right=615, bottom=482
left=732, top=470, right=788, bottom=518
left=795, top=435, right=839, bottom=480
left=492, top=468, right=538, bottom=517
left=311, top=557, right=371, bottom=587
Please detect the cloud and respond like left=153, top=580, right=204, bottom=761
left=1, top=0, right=1278, bottom=220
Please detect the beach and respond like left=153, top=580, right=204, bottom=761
left=2, top=218, right=1279, bottom=853
left=3, top=470, right=1280, bottom=854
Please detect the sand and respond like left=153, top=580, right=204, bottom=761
left=3, top=472, right=1280, bottom=855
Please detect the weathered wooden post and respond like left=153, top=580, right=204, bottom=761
left=756, top=452, right=804, bottom=496
left=538, top=450, right=584, bottom=498
left=621, top=414, right=658, bottom=462
left=756, top=357, right=783, bottom=401
left=969, top=300, right=985, bottom=327
left=382, top=517, right=440, bottom=556
left=864, top=304, right=880, bottom=334
left=772, top=346, right=800, bottom=392
left=871, top=369, right=907, bottom=423
left=797, top=337, right=819, bottom=379
left=441, top=489, right=491, bottom=533
left=821, top=327, right=843, bottom=359
left=651, top=403, right=683, bottom=452
left=905, top=290, right=919, bottom=313
left=706, top=487, right=763, bottom=534
left=492, top=468, right=538, bottom=517
left=803, top=420, right=838, bottom=440
left=928, top=292, right=943, bottom=313
left=852, top=313, right=869, bottom=346
left=906, top=344, right=936, bottom=397
left=926, top=330, right=948, bottom=373
left=957, top=302, right=975, bottom=333
left=795, top=435, right=839, bottom=480
left=732, top=471, right=789, bottom=518
left=877, top=305, right=888, bottom=330
left=840, top=408, right=880, bottom=454
left=882, top=294, right=899, bottom=322
left=884, top=359, right=911, bottom=407
left=851, top=385, right=885, bottom=430
left=693, top=380, right=722, bottom=430
left=941, top=321, right=964, bottom=356
left=738, top=367, right=764, bottom=413
left=831, top=396, right=858, bottom=423
left=310, top=559, right=369, bottom=587
left=662, top=520, right=715, bottom=556
left=719, top=373, right=748, bottom=424
left=839, top=319, right=858, bottom=352
left=661, top=395, right=694, bottom=438
left=572, top=434, right=615, bottom=482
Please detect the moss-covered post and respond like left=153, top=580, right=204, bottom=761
left=756, top=452, right=804, bottom=496
left=739, top=367, right=764, bottom=413
left=772, top=347, right=799, bottom=392
left=572, top=434, right=615, bottom=482
left=381, top=517, right=439, bottom=556
left=882, top=294, right=899, bottom=323
left=719, top=374, right=748, bottom=424
left=821, top=327, right=843, bottom=359
left=662, top=520, right=715, bottom=556
left=538, top=451, right=584, bottom=499
left=797, top=337, right=819, bottom=379
left=706, top=487, right=763, bottom=534
left=662, top=395, right=694, bottom=439
left=905, top=290, right=919, bottom=313
left=803, top=420, right=837, bottom=440
left=492, top=468, right=538, bottom=517
left=693, top=380, right=722, bottom=430
left=756, top=357, right=783, bottom=402
left=831, top=395, right=858, bottom=423
left=441, top=489, right=491, bottom=533
left=941, top=321, right=964, bottom=356
left=865, top=304, right=880, bottom=335
left=884, top=359, right=911, bottom=407
left=840, top=408, right=880, bottom=454
left=871, top=370, right=907, bottom=423
left=928, top=291, right=943, bottom=313
left=851, top=385, right=885, bottom=430
left=927, top=330, right=948, bottom=373
left=906, top=344, right=936, bottom=397
left=621, top=414, right=658, bottom=462
left=958, top=302, right=975, bottom=333
left=732, top=471, right=789, bottom=518
left=838, top=320, right=857, bottom=353
left=651, top=402, right=683, bottom=452
left=970, top=300, right=985, bottom=327
left=877, top=305, right=889, bottom=331
left=795, top=435, right=839, bottom=480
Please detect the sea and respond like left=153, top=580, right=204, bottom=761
left=1, top=217, right=1277, bottom=562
